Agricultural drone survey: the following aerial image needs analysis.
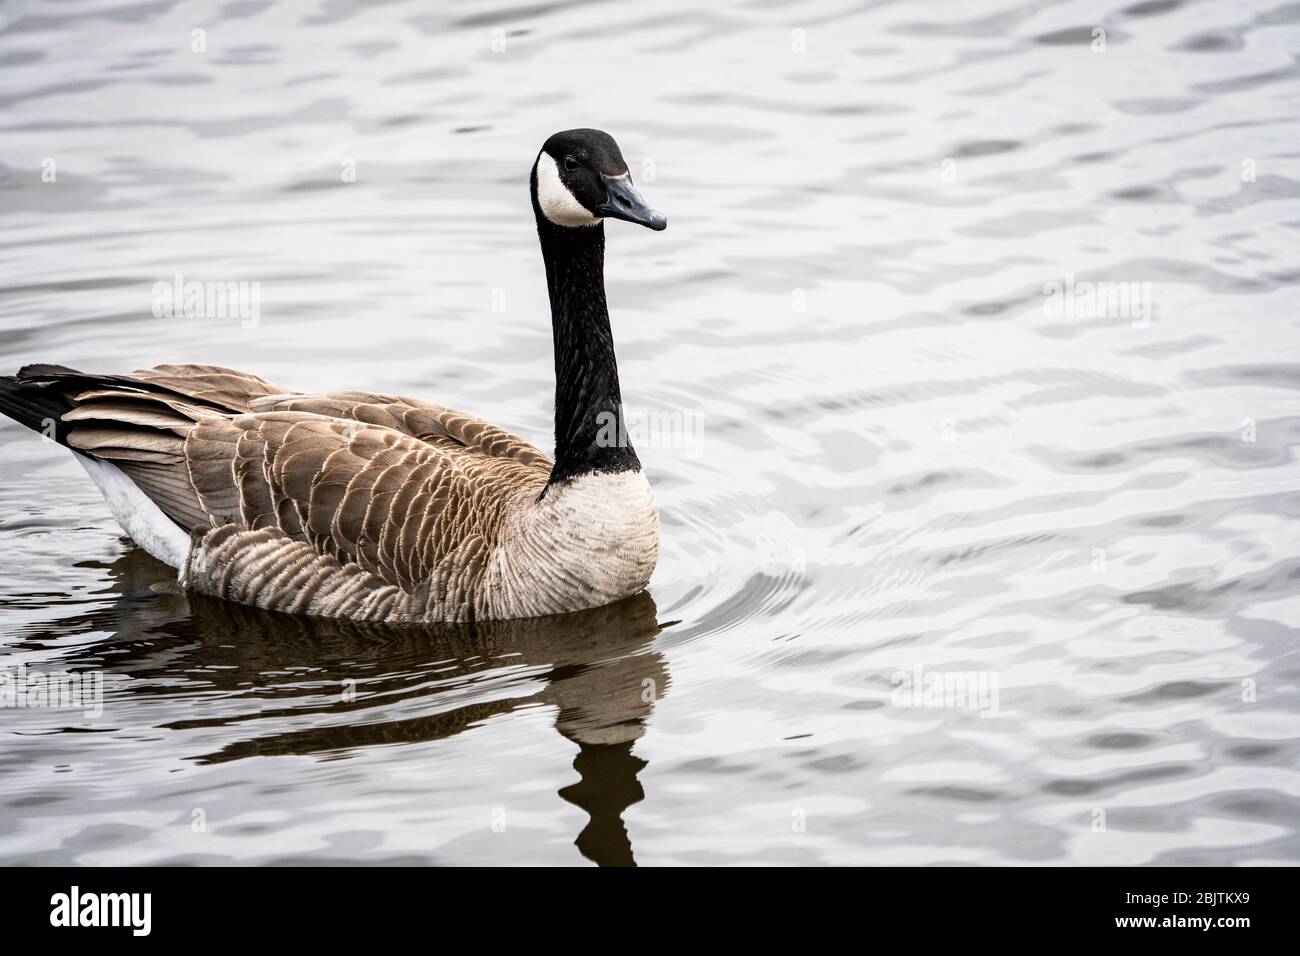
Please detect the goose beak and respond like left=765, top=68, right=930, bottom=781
left=596, top=175, right=667, bottom=231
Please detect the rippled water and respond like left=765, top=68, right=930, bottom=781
left=2, top=0, right=1299, bottom=865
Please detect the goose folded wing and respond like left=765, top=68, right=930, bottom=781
left=248, top=391, right=552, bottom=468
left=113, top=364, right=551, bottom=466
left=184, top=411, right=548, bottom=591
left=129, top=363, right=289, bottom=412
left=68, top=404, right=547, bottom=592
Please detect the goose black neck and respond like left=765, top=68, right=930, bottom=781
left=537, top=217, right=640, bottom=487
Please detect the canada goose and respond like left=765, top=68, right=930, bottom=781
left=0, top=129, right=668, bottom=624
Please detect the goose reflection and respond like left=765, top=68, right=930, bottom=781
left=41, top=548, right=672, bottom=867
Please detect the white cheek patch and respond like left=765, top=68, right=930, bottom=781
left=536, top=152, right=601, bottom=227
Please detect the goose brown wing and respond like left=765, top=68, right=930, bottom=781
left=248, top=391, right=552, bottom=469
left=120, top=364, right=551, bottom=467
left=13, top=365, right=551, bottom=592
left=130, top=363, right=288, bottom=412
left=177, top=411, right=548, bottom=590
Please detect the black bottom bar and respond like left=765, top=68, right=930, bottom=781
left=0, top=865, right=1285, bottom=942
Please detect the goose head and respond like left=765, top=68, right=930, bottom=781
left=531, top=128, right=667, bottom=231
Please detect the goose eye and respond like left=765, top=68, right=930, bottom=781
left=563, top=155, right=579, bottom=172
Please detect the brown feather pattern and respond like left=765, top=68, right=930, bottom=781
left=43, top=364, right=659, bottom=623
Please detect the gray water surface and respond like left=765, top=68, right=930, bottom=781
left=1, top=0, right=1298, bottom=865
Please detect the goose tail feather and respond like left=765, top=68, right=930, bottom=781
left=0, top=369, right=82, bottom=444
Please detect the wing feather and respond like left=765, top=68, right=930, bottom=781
left=18, top=364, right=553, bottom=618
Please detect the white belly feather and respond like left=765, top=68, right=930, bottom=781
left=74, top=453, right=190, bottom=571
